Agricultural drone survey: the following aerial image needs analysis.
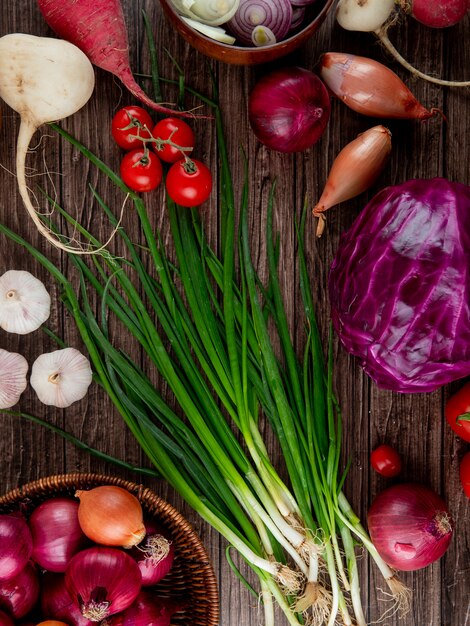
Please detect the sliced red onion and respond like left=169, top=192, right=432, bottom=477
left=290, top=6, right=306, bottom=29
left=251, top=25, right=277, bottom=46
left=227, top=0, right=293, bottom=46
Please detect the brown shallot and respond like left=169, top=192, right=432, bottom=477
left=313, top=125, right=392, bottom=237
left=319, top=52, right=444, bottom=120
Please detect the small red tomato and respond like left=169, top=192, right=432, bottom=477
left=370, top=444, right=402, bottom=477
left=112, top=106, right=154, bottom=150
left=445, top=382, right=470, bottom=443
left=120, top=149, right=162, bottom=193
left=460, top=452, right=470, bottom=498
left=152, top=117, right=195, bottom=163
left=165, top=159, right=212, bottom=207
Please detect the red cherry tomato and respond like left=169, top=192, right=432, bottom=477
left=445, top=382, right=470, bottom=443
left=165, top=159, right=212, bottom=207
left=370, top=444, right=402, bottom=477
left=460, top=452, right=470, bottom=498
left=112, top=106, right=154, bottom=150
left=120, top=149, right=162, bottom=193
left=152, top=117, right=195, bottom=163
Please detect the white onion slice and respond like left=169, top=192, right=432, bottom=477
left=251, top=25, right=277, bottom=46
left=180, top=15, right=237, bottom=43
left=171, top=0, right=240, bottom=26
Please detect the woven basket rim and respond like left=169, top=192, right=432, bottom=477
left=0, top=472, right=220, bottom=626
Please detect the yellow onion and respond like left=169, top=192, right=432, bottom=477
left=313, top=125, right=392, bottom=237
left=75, top=486, right=146, bottom=549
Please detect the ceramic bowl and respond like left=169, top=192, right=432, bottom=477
left=158, top=0, right=335, bottom=65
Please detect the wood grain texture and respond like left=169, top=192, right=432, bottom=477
left=0, top=2, right=469, bottom=625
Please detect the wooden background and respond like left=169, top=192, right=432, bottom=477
left=0, top=1, right=469, bottom=625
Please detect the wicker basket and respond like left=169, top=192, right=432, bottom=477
left=0, top=473, right=220, bottom=626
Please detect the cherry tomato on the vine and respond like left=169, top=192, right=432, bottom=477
left=460, top=452, right=470, bottom=498
left=445, top=382, right=470, bottom=443
left=370, top=444, right=402, bottom=477
left=166, top=158, right=212, bottom=207
left=152, top=117, right=195, bottom=163
left=112, top=106, right=154, bottom=150
left=120, top=149, right=162, bottom=193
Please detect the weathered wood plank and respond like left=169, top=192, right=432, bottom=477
left=0, top=2, right=468, bottom=626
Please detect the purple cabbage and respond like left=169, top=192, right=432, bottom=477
left=328, top=178, right=470, bottom=393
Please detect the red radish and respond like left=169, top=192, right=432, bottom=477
left=400, top=0, right=468, bottom=28
left=36, top=0, right=195, bottom=118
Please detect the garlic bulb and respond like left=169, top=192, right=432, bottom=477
left=0, top=269, right=51, bottom=334
left=0, top=349, right=28, bottom=408
left=30, top=348, right=92, bottom=408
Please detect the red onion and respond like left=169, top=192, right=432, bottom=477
left=41, top=573, right=94, bottom=626
left=65, top=547, right=142, bottom=622
left=227, top=0, right=293, bottom=46
left=101, top=591, right=183, bottom=626
left=0, top=561, right=40, bottom=619
left=0, top=513, right=33, bottom=581
left=290, top=7, right=306, bottom=29
left=367, top=483, right=453, bottom=571
left=0, top=610, right=14, bottom=626
left=129, top=522, right=174, bottom=587
left=248, top=67, right=330, bottom=153
left=30, top=498, right=88, bottom=573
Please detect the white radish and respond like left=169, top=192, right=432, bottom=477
left=336, top=0, right=396, bottom=33
left=0, top=34, right=96, bottom=253
left=336, top=0, right=470, bottom=87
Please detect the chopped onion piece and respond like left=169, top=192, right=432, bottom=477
left=180, top=16, right=237, bottom=43
left=290, top=6, right=306, bottom=29
left=171, top=0, right=240, bottom=26
left=227, top=0, right=293, bottom=46
left=252, top=25, right=277, bottom=45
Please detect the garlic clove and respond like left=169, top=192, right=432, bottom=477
left=0, top=348, right=28, bottom=408
left=0, top=270, right=51, bottom=335
left=30, top=348, right=93, bottom=408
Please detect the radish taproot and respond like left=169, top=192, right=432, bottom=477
left=37, top=0, right=196, bottom=118
left=0, top=34, right=95, bottom=253
left=336, top=0, right=470, bottom=87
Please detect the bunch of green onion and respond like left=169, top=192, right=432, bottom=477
left=0, top=88, right=410, bottom=626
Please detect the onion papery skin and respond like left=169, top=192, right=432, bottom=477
left=248, top=67, right=331, bottom=153
left=319, top=52, right=437, bottom=120
left=367, top=483, right=453, bottom=571
left=102, top=591, right=182, bottom=626
left=65, top=547, right=142, bottom=622
left=75, top=486, right=145, bottom=549
left=0, top=610, right=14, bottom=626
left=0, top=514, right=33, bottom=582
left=129, top=522, right=175, bottom=587
left=41, top=573, right=94, bottom=626
left=30, top=498, right=88, bottom=573
left=329, top=178, right=470, bottom=392
left=227, top=0, right=293, bottom=46
left=0, top=561, right=40, bottom=619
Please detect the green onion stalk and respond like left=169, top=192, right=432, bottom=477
left=0, top=88, right=409, bottom=626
